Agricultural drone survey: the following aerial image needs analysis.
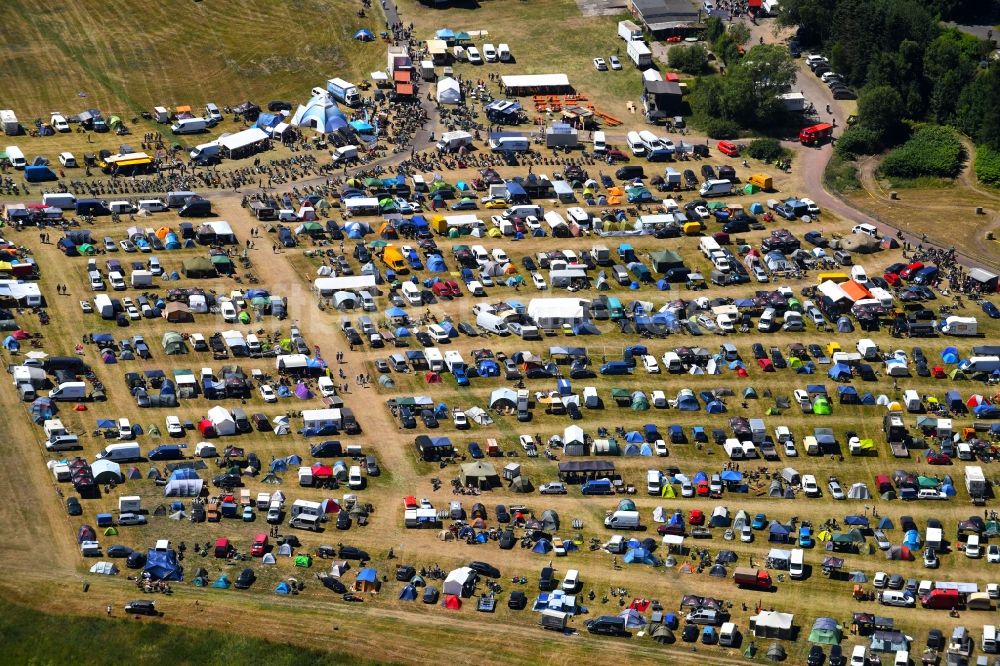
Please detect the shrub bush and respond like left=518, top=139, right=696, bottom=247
left=880, top=125, right=963, bottom=179
left=746, top=138, right=785, bottom=162
left=668, top=44, right=709, bottom=74
left=835, top=125, right=881, bottom=159
left=704, top=118, right=740, bottom=140
left=975, top=145, right=1000, bottom=187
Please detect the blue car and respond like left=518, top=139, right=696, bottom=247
left=468, top=442, right=484, bottom=459
left=751, top=513, right=767, bottom=530
left=799, top=526, right=814, bottom=548
left=983, top=301, right=1000, bottom=319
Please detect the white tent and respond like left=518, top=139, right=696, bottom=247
left=443, top=566, right=476, bottom=597
left=302, top=408, right=342, bottom=430
left=89, top=561, right=119, bottom=575
left=436, top=77, right=462, bottom=104
left=207, top=405, right=237, bottom=436
left=526, top=298, right=589, bottom=328
left=564, top=425, right=584, bottom=447
left=164, top=478, right=203, bottom=497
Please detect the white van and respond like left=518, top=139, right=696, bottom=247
left=498, top=43, right=512, bottom=62
left=700, top=179, right=733, bottom=197
left=880, top=590, right=915, bottom=607
left=489, top=136, right=529, bottom=152
left=96, top=442, right=141, bottom=462
left=109, top=201, right=134, bottom=215
left=189, top=142, right=220, bottom=160
left=171, top=118, right=208, bottom=135
left=646, top=469, right=662, bottom=495
left=58, top=152, right=77, bottom=168
left=562, top=569, right=580, bottom=592
left=699, top=236, right=722, bottom=258
left=348, top=465, right=364, bottom=489
left=43, top=193, right=76, bottom=209
left=108, top=271, right=126, bottom=290
left=789, top=549, right=805, bottom=578
left=5, top=146, right=26, bottom=169
left=401, top=281, right=422, bottom=306
left=592, top=131, right=606, bottom=154
left=966, top=534, right=981, bottom=558
left=138, top=199, right=167, bottom=213
left=48, top=381, right=87, bottom=401
left=983, top=625, right=997, bottom=654
left=852, top=223, right=878, bottom=238
left=626, top=131, right=646, bottom=157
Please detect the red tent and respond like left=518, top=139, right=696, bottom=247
left=403, top=496, right=417, bottom=509
left=321, top=498, right=341, bottom=513
left=425, top=372, right=442, bottom=383
left=756, top=358, right=774, bottom=372
left=11, top=329, right=29, bottom=340
left=444, top=594, right=462, bottom=609
left=311, top=463, right=334, bottom=479
left=198, top=419, right=217, bottom=437
left=736, top=367, right=749, bottom=377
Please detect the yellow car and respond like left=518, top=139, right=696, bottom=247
left=483, top=199, right=507, bottom=209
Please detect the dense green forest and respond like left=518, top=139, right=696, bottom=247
left=780, top=0, right=1000, bottom=155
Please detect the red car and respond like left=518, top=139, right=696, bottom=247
left=250, top=533, right=268, bottom=557
left=605, top=149, right=630, bottom=162
left=688, top=509, right=705, bottom=525
left=444, top=279, right=462, bottom=297
left=717, top=140, right=740, bottom=157
left=432, top=282, right=452, bottom=299
left=883, top=272, right=901, bottom=286
left=899, top=262, right=924, bottom=280
left=926, top=451, right=951, bottom=465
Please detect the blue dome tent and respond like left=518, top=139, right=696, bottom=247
left=354, top=28, right=375, bottom=41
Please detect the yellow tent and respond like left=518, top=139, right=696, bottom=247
left=827, top=342, right=842, bottom=356
left=817, top=530, right=832, bottom=542
left=886, top=402, right=902, bottom=412
left=661, top=484, right=676, bottom=499
left=858, top=439, right=875, bottom=451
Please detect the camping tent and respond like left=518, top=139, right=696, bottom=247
left=436, top=77, right=462, bottom=104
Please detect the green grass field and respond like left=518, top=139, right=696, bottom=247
left=0, top=598, right=379, bottom=665
left=3, top=0, right=383, bottom=119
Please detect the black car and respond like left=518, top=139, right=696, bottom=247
left=586, top=616, right=627, bottom=637
left=828, top=644, right=844, bottom=666
left=338, top=545, right=370, bottom=561
left=395, top=565, right=416, bottom=582
left=365, top=455, right=380, bottom=476
left=213, top=473, right=242, bottom=488
left=107, top=545, right=134, bottom=558
left=927, top=629, right=944, bottom=649
left=66, top=496, right=82, bottom=516
left=683, top=169, right=698, bottom=188
left=124, top=600, right=161, bottom=616
left=682, top=624, right=699, bottom=642
left=126, top=551, right=146, bottom=569
left=751, top=343, right=766, bottom=359
left=420, top=409, right=438, bottom=428
left=311, top=440, right=342, bottom=457
left=415, top=332, right=433, bottom=347
left=268, top=100, right=293, bottom=112
left=522, top=256, right=537, bottom=271
left=457, top=322, right=477, bottom=337
left=335, top=512, right=352, bottom=530
left=495, top=505, right=511, bottom=523
left=806, top=645, right=824, bottom=666
left=832, top=87, right=857, bottom=100
left=700, top=165, right=717, bottom=180
left=808, top=344, right=824, bottom=358
left=468, top=561, right=500, bottom=578
left=234, top=568, right=255, bottom=589
left=399, top=406, right=416, bottom=429
left=507, top=590, right=527, bottom=610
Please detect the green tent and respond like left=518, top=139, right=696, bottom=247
left=295, top=554, right=312, bottom=567
left=812, top=397, right=831, bottom=415
left=368, top=240, right=388, bottom=249
left=238, top=311, right=250, bottom=324
left=707, top=201, right=727, bottom=209
left=379, top=198, right=397, bottom=212
left=743, top=183, right=759, bottom=194
left=104, top=526, right=119, bottom=536
left=949, top=368, right=966, bottom=380
left=807, top=620, right=842, bottom=645
left=631, top=392, right=649, bottom=410
left=917, top=475, right=940, bottom=489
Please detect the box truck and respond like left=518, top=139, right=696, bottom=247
left=326, top=78, right=361, bottom=106
left=626, top=41, right=653, bottom=68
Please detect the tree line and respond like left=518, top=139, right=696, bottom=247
left=780, top=0, right=1000, bottom=155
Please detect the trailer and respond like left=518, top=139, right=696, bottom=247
left=966, top=466, right=987, bottom=505
left=626, top=41, right=653, bottom=69
left=0, top=110, right=19, bottom=136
